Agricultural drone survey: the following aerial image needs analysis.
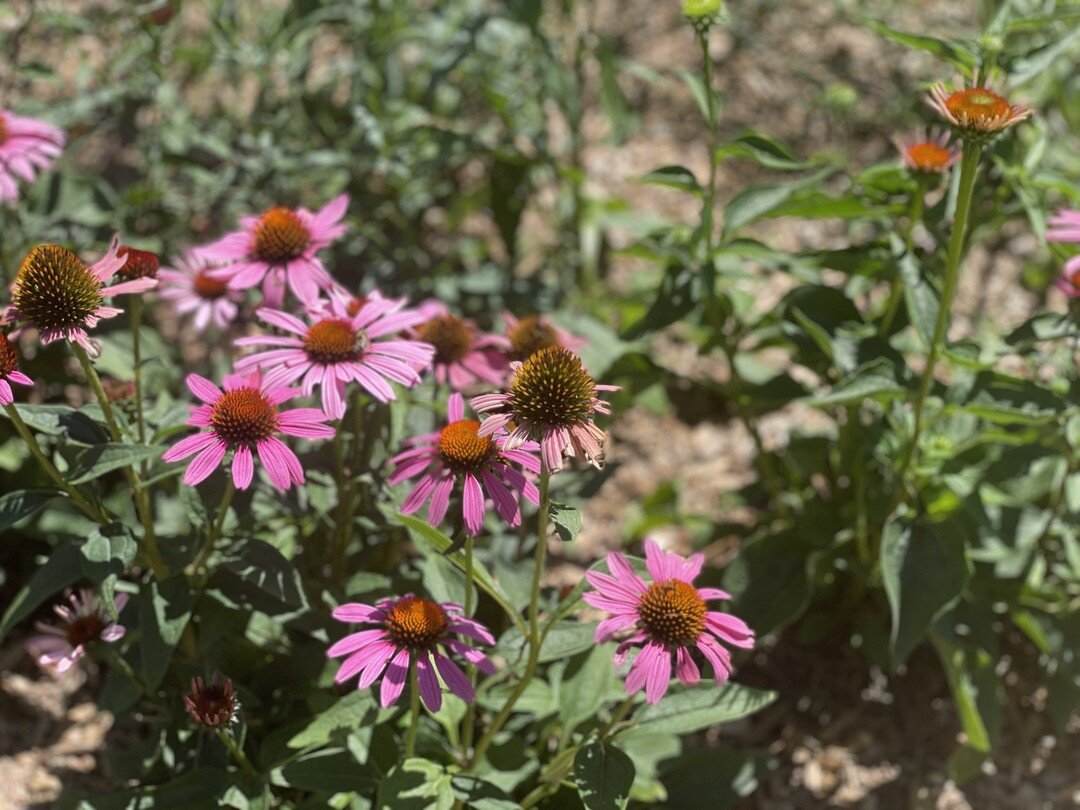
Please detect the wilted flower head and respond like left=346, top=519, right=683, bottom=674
left=158, top=249, right=244, bottom=332
left=414, top=302, right=507, bottom=390
left=199, top=194, right=348, bottom=307
left=7, top=238, right=158, bottom=357
left=0, top=333, right=34, bottom=405
left=116, top=246, right=160, bottom=281
left=184, top=675, right=240, bottom=728
left=928, top=83, right=1030, bottom=138
left=162, top=370, right=334, bottom=491
left=0, top=110, right=64, bottom=204
left=471, top=346, right=618, bottom=472
left=26, top=589, right=128, bottom=674
left=584, top=540, right=754, bottom=704
left=328, top=595, right=496, bottom=712
left=894, top=130, right=959, bottom=175
left=1048, top=209, right=1080, bottom=299
left=503, top=312, right=585, bottom=363
left=389, top=393, right=541, bottom=535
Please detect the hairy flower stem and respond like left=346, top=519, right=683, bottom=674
left=460, top=533, right=478, bottom=753
left=130, top=297, right=148, bottom=452
left=216, top=727, right=259, bottom=777
left=71, top=342, right=167, bottom=580
left=893, top=143, right=983, bottom=509
left=467, top=469, right=551, bottom=770
left=697, top=27, right=719, bottom=296
left=405, top=656, right=421, bottom=758
left=4, top=404, right=110, bottom=523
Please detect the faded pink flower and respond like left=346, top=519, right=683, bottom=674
left=502, top=311, right=585, bottom=363
left=389, top=393, right=541, bottom=535
left=7, top=237, right=158, bottom=357
left=471, top=346, right=617, bottom=472
left=158, top=249, right=245, bottom=331
left=26, top=589, right=128, bottom=674
left=584, top=539, right=755, bottom=704
left=928, top=83, right=1030, bottom=137
left=328, top=594, right=496, bottom=712
left=200, top=194, right=348, bottom=307
left=0, top=110, right=64, bottom=203
left=1048, top=209, right=1080, bottom=299
left=0, top=333, right=33, bottom=405
left=162, top=370, right=334, bottom=491
left=413, top=301, right=507, bottom=389
left=234, top=293, right=433, bottom=420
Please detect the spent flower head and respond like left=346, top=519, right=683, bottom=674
left=928, top=83, right=1030, bottom=140
left=116, top=246, right=160, bottom=281
left=25, top=589, right=128, bottom=674
left=184, top=675, right=240, bottom=728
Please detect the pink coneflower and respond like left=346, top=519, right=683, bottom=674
left=471, top=346, right=617, bottom=472
left=6, top=238, right=158, bottom=357
left=502, top=312, right=585, bottom=362
left=26, top=589, right=128, bottom=674
left=328, top=594, right=496, bottom=712
left=200, top=194, right=348, bottom=307
left=0, top=110, right=64, bottom=204
left=162, top=370, right=334, bottom=490
left=928, top=83, right=1030, bottom=137
left=893, top=130, right=959, bottom=175
left=1048, top=209, right=1080, bottom=299
left=234, top=294, right=434, bottom=420
left=159, top=250, right=245, bottom=332
left=583, top=539, right=754, bottom=704
left=414, top=302, right=507, bottom=389
left=389, top=393, right=540, bottom=535
left=0, top=333, right=34, bottom=405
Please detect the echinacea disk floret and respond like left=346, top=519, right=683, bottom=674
left=507, top=346, right=598, bottom=428
left=302, top=318, right=363, bottom=364
left=438, top=419, right=496, bottom=473
left=184, top=675, right=239, bottom=728
left=12, top=245, right=103, bottom=335
left=253, top=207, right=311, bottom=263
left=384, top=597, right=448, bottom=649
left=928, top=83, right=1030, bottom=137
left=417, top=315, right=474, bottom=365
left=637, top=579, right=708, bottom=646
left=507, top=315, right=560, bottom=361
left=210, top=387, right=280, bottom=446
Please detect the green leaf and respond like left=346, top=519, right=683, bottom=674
left=559, top=645, right=617, bottom=731
left=62, top=768, right=231, bottom=809
left=722, top=168, right=832, bottom=235
left=881, top=514, right=968, bottom=666
left=0, top=544, right=83, bottom=643
left=4, top=403, right=109, bottom=445
left=716, top=132, right=809, bottom=172
left=288, top=690, right=378, bottom=749
left=865, top=20, right=977, bottom=70
left=449, top=775, right=518, bottom=809
left=65, top=443, right=165, bottom=485
left=723, top=532, right=815, bottom=635
left=375, top=758, right=454, bottom=810
left=279, top=748, right=378, bottom=793
left=639, top=165, right=701, bottom=195
left=807, top=357, right=905, bottom=407
left=950, top=372, right=1062, bottom=426
left=549, top=503, right=581, bottom=543
left=896, top=250, right=937, bottom=346
left=220, top=539, right=308, bottom=609
left=633, top=683, right=776, bottom=735
left=139, top=577, right=193, bottom=691
left=0, top=489, right=60, bottom=531
left=79, top=524, right=138, bottom=581
left=498, top=620, right=596, bottom=665
left=574, top=742, right=635, bottom=810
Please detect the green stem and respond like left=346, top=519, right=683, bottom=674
left=193, top=479, right=234, bottom=572
left=131, top=296, right=148, bottom=451
left=595, top=695, right=636, bottom=740
left=467, top=470, right=551, bottom=770
left=880, top=181, right=928, bottom=336
left=698, top=27, right=719, bottom=265
left=4, top=403, right=110, bottom=523
left=405, top=655, right=421, bottom=758
left=216, top=727, right=259, bottom=777
left=461, top=533, right=477, bottom=753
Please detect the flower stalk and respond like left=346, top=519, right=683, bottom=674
left=216, top=727, right=259, bottom=777
left=404, top=655, right=421, bottom=758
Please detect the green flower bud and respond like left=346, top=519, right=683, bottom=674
left=682, top=0, right=724, bottom=30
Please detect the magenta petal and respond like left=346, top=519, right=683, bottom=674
left=415, top=651, right=442, bottom=712
left=183, top=440, right=227, bottom=485
left=232, top=445, right=254, bottom=489
left=380, top=648, right=411, bottom=707
left=462, top=473, right=485, bottom=536
left=434, top=652, right=474, bottom=703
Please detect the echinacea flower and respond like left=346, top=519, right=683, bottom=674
left=471, top=346, right=618, bottom=472
left=200, top=194, right=348, bottom=307
left=184, top=675, right=240, bottom=728
left=583, top=540, right=754, bottom=704
left=893, top=130, right=959, bottom=175
left=414, top=302, right=507, bottom=389
left=328, top=594, right=496, bottom=712
left=158, top=250, right=245, bottom=332
left=234, top=293, right=434, bottom=419
left=162, top=370, right=334, bottom=490
left=25, top=589, right=128, bottom=674
left=0, top=109, right=64, bottom=204
left=6, top=238, right=158, bottom=357
left=502, top=312, right=585, bottom=362
left=928, top=83, right=1030, bottom=138
left=389, top=393, right=540, bottom=535
left=1048, top=209, right=1080, bottom=299
left=0, top=333, right=34, bottom=405
left=116, top=246, right=160, bottom=280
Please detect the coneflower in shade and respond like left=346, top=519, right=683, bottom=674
left=0, top=109, right=64, bottom=203
left=413, top=302, right=507, bottom=389
left=583, top=540, right=754, bottom=704
left=1047, top=209, right=1080, bottom=299
left=158, top=250, right=245, bottom=332
left=25, top=589, right=128, bottom=674
left=199, top=194, right=348, bottom=307
left=0, top=333, right=34, bottom=405
left=162, top=370, right=334, bottom=490
left=389, top=393, right=541, bottom=535
left=184, top=675, right=240, bottom=728
left=471, top=346, right=618, bottom=473
left=502, top=311, right=585, bottom=362
left=928, top=83, right=1030, bottom=138
left=328, top=595, right=496, bottom=712
left=234, top=293, right=434, bottom=420
left=893, top=130, right=959, bottom=175
left=6, top=237, right=158, bottom=357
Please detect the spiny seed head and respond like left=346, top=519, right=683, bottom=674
left=637, top=579, right=707, bottom=646
left=303, top=318, right=362, bottom=364
left=439, top=420, right=495, bottom=472
left=193, top=270, right=229, bottom=299
left=210, top=387, right=279, bottom=446
left=904, top=142, right=955, bottom=174
left=385, top=597, right=447, bottom=649
left=116, top=246, right=159, bottom=280
left=507, top=315, right=559, bottom=361
left=65, top=613, right=107, bottom=647
left=0, top=334, right=18, bottom=377
left=507, top=346, right=597, bottom=428
left=12, top=245, right=103, bottom=333
left=417, top=315, right=473, bottom=365
left=253, top=207, right=310, bottom=263
left=184, top=675, right=239, bottom=728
